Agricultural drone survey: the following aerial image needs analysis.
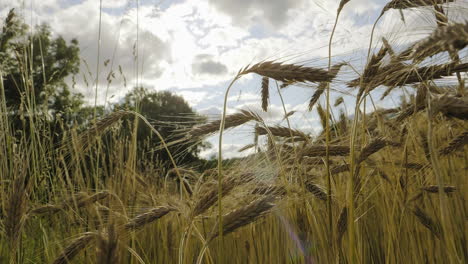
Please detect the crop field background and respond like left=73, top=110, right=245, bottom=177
left=0, top=0, right=467, bottom=263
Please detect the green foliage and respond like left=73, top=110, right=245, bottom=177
left=117, top=87, right=208, bottom=166
left=0, top=9, right=80, bottom=115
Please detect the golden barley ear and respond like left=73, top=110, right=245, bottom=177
left=410, top=22, right=467, bottom=63
left=96, top=223, right=120, bottom=264
left=240, top=60, right=334, bottom=83
left=189, top=109, right=261, bottom=138
left=208, top=195, right=276, bottom=242
left=381, top=0, right=455, bottom=17
left=431, top=94, right=468, bottom=120
left=308, top=63, right=345, bottom=111
left=336, top=206, right=348, bottom=245
left=421, top=185, right=456, bottom=194
left=255, top=125, right=309, bottom=141
left=304, top=180, right=328, bottom=201
left=439, top=131, right=468, bottom=155
left=4, top=176, right=27, bottom=253
left=124, top=206, right=175, bottom=231
left=300, top=145, right=350, bottom=157
left=412, top=206, right=442, bottom=239
left=53, top=232, right=98, bottom=264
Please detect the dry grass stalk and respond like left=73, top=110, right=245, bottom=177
left=261, top=76, right=269, bottom=112
left=208, top=195, right=276, bottom=242
left=255, top=125, right=309, bottom=140
left=53, top=232, right=98, bottom=264
left=189, top=109, right=261, bottom=138
left=124, top=206, right=174, bottom=231
left=240, top=61, right=333, bottom=83
left=439, top=131, right=468, bottom=155
left=304, top=181, right=328, bottom=201
left=412, top=206, right=442, bottom=239
left=421, top=185, right=456, bottom=193
left=308, top=63, right=345, bottom=111
left=97, top=224, right=120, bottom=264
left=411, top=22, right=467, bottom=62
left=300, top=145, right=350, bottom=157
left=337, top=206, right=348, bottom=244
left=431, top=94, right=468, bottom=120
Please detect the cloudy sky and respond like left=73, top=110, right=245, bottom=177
left=1, top=0, right=466, bottom=158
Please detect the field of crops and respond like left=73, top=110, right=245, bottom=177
left=1, top=0, right=467, bottom=263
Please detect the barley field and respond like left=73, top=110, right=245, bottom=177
left=0, top=0, right=467, bottom=263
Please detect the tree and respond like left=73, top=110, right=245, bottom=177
left=0, top=9, right=81, bottom=117
left=116, top=87, right=207, bottom=166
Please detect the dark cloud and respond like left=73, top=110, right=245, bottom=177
left=192, top=54, right=228, bottom=75
left=207, top=0, right=304, bottom=28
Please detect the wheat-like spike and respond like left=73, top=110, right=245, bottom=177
left=439, top=131, right=468, bottom=155
left=401, top=162, right=425, bottom=170
left=412, top=206, right=442, bottom=239
left=337, top=206, right=348, bottom=245
left=431, top=94, right=468, bottom=120
left=331, top=164, right=350, bottom=174
left=69, top=111, right=130, bottom=152
left=53, top=232, right=98, bottom=264
left=97, top=224, right=120, bottom=264
left=261, top=76, right=269, bottom=112
left=382, top=63, right=467, bottom=88
left=124, top=206, right=175, bottom=231
left=208, top=195, right=276, bottom=242
left=255, top=125, right=309, bottom=140
left=411, top=22, right=467, bottom=62
left=31, top=191, right=111, bottom=215
left=334, top=97, right=344, bottom=107
left=238, top=143, right=256, bottom=153
left=308, top=63, right=345, bottom=111
left=421, top=185, right=456, bottom=193
left=317, top=104, right=328, bottom=130
left=395, top=86, right=428, bottom=122
left=189, top=109, right=261, bottom=138
left=353, top=45, right=388, bottom=100
left=337, top=0, right=351, bottom=13
left=251, top=185, right=286, bottom=196
left=300, top=145, right=350, bottom=157
left=381, top=0, right=454, bottom=16
left=304, top=181, right=328, bottom=201
left=352, top=62, right=467, bottom=97
left=191, top=176, right=240, bottom=217
left=0, top=8, right=17, bottom=51
left=357, top=137, right=400, bottom=164
left=433, top=3, right=448, bottom=27
left=241, top=61, right=333, bottom=83
left=4, top=176, right=27, bottom=251
left=283, top=110, right=296, bottom=120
